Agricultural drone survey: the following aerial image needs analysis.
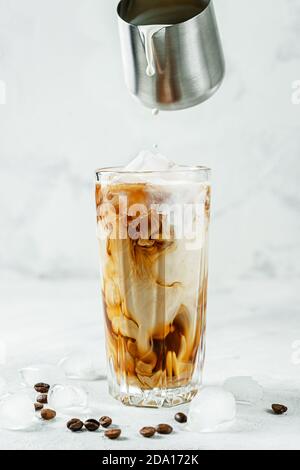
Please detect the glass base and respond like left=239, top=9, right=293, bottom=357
left=109, top=383, right=199, bottom=408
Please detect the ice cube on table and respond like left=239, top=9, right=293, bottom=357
left=223, top=376, right=263, bottom=404
left=188, top=387, right=236, bottom=432
left=0, top=392, right=35, bottom=430
left=19, top=364, right=66, bottom=387
left=58, top=352, right=106, bottom=381
left=47, top=384, right=88, bottom=414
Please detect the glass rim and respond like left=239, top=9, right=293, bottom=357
left=95, top=165, right=211, bottom=177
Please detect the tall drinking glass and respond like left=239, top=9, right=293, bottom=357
left=95, top=167, right=211, bottom=407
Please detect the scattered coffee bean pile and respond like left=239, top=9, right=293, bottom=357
left=30, top=383, right=287, bottom=440
left=33, top=383, right=56, bottom=421
left=138, top=413, right=188, bottom=439
left=66, top=415, right=120, bottom=439
left=138, top=424, right=172, bottom=438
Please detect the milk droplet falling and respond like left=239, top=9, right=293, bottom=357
left=131, top=3, right=203, bottom=78
left=138, top=25, right=169, bottom=77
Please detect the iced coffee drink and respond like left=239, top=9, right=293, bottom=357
left=95, top=151, right=211, bottom=407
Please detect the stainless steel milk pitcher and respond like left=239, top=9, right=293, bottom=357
left=117, top=0, right=225, bottom=111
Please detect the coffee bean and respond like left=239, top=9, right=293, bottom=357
left=174, top=412, right=187, bottom=423
left=67, top=418, right=84, bottom=432
left=36, top=394, right=48, bottom=404
left=100, top=416, right=112, bottom=428
left=104, top=428, right=121, bottom=440
left=34, top=402, right=44, bottom=411
left=41, top=409, right=56, bottom=420
left=84, top=419, right=100, bottom=432
left=272, top=404, right=288, bottom=415
left=156, top=423, right=173, bottom=435
left=139, top=426, right=156, bottom=438
left=34, top=383, right=50, bottom=393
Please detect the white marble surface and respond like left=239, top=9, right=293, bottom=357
left=0, top=278, right=299, bottom=450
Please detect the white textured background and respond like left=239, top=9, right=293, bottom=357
left=0, top=0, right=299, bottom=283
